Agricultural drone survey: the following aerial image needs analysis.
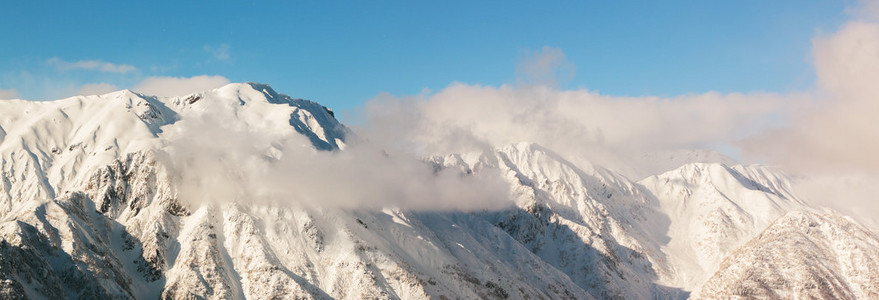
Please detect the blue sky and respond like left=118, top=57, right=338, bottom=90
left=0, top=1, right=851, bottom=115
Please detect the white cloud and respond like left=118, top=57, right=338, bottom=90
left=46, top=57, right=137, bottom=73
left=203, top=44, right=231, bottom=61
left=163, top=97, right=511, bottom=211
left=849, top=0, right=879, bottom=21
left=75, top=83, right=118, bottom=96
left=744, top=20, right=879, bottom=174
left=739, top=13, right=879, bottom=226
left=516, top=46, right=575, bottom=87
left=360, top=83, right=797, bottom=177
left=360, top=48, right=802, bottom=179
left=132, top=75, right=230, bottom=97
left=0, top=88, right=17, bottom=99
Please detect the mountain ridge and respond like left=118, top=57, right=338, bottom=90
left=0, top=83, right=875, bottom=299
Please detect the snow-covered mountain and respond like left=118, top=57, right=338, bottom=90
left=0, top=82, right=876, bottom=299
left=695, top=210, right=879, bottom=299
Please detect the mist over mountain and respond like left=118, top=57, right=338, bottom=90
left=0, top=82, right=875, bottom=299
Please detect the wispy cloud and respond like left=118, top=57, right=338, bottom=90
left=203, top=44, right=231, bottom=61
left=516, top=46, right=575, bottom=87
left=46, top=57, right=137, bottom=74
left=0, top=88, right=17, bottom=99
left=132, top=75, right=230, bottom=97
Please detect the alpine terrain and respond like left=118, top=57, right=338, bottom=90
left=0, top=82, right=876, bottom=299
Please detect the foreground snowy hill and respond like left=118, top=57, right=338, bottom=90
left=695, top=210, right=879, bottom=299
left=0, top=83, right=876, bottom=299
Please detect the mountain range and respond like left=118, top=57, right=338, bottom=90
left=0, top=83, right=876, bottom=299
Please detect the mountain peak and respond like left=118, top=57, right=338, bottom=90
left=103, top=88, right=146, bottom=100
left=244, top=82, right=280, bottom=97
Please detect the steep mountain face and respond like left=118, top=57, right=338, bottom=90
left=640, top=163, right=807, bottom=288
left=429, top=143, right=682, bottom=299
left=0, top=82, right=877, bottom=299
left=695, top=210, right=879, bottom=299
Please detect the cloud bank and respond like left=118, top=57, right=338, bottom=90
left=359, top=79, right=799, bottom=178
left=738, top=3, right=879, bottom=226
left=744, top=20, right=879, bottom=174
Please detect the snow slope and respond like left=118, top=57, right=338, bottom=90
left=695, top=210, right=879, bottom=299
left=429, top=143, right=683, bottom=299
left=0, top=82, right=876, bottom=299
left=0, top=83, right=590, bottom=299
left=640, top=163, right=808, bottom=289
